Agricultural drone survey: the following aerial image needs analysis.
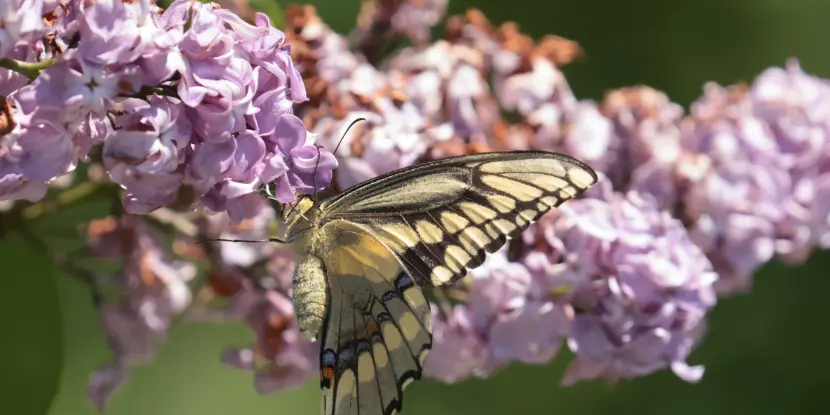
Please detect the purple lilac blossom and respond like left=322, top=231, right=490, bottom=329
left=222, top=290, right=317, bottom=394
left=748, top=60, right=830, bottom=263
left=161, top=0, right=333, bottom=215
left=1, top=0, right=331, bottom=223
left=199, top=203, right=314, bottom=394
left=0, top=0, right=44, bottom=59
left=467, top=249, right=572, bottom=366
left=386, top=40, right=500, bottom=143
left=424, top=249, right=573, bottom=382
left=520, top=180, right=717, bottom=385
left=450, top=14, right=619, bottom=169
left=423, top=305, right=490, bottom=383
left=285, top=6, right=450, bottom=190
left=602, top=86, right=686, bottom=194
left=389, top=0, right=448, bottom=43
left=668, top=62, right=830, bottom=290
left=103, top=96, right=191, bottom=213
left=353, top=0, right=448, bottom=57
left=678, top=80, right=795, bottom=292
left=85, top=216, right=196, bottom=410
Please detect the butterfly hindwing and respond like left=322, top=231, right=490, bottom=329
left=317, top=222, right=432, bottom=415
left=319, top=151, right=598, bottom=287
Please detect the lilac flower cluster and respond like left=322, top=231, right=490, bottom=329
left=430, top=10, right=830, bottom=294
left=284, top=5, right=455, bottom=191
left=1, top=0, right=331, bottom=407
left=204, top=199, right=317, bottom=390
left=354, top=0, right=449, bottom=46
left=598, top=62, right=830, bottom=293
left=7, top=0, right=830, bottom=410
left=426, top=180, right=717, bottom=384
left=679, top=62, right=830, bottom=291
left=1, top=0, right=335, bottom=220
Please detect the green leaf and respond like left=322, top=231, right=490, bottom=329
left=250, top=0, right=285, bottom=28
left=0, top=233, right=64, bottom=415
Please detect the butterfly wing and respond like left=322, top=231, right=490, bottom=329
left=317, top=150, right=598, bottom=287
left=316, top=221, right=432, bottom=415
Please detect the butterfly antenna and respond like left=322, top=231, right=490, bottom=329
left=333, top=116, right=367, bottom=156
left=312, top=144, right=323, bottom=205
left=284, top=195, right=303, bottom=219
left=194, top=237, right=280, bottom=244
left=284, top=194, right=314, bottom=223
left=308, top=117, right=366, bottom=208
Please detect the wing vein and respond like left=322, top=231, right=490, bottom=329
left=357, top=261, right=429, bottom=333
left=362, top=312, right=388, bottom=415
left=351, top=308, right=359, bottom=415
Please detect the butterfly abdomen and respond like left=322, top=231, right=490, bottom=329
left=293, top=254, right=329, bottom=341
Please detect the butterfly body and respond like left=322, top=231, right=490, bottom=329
left=279, top=151, right=597, bottom=415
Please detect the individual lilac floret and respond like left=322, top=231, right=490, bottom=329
left=0, top=0, right=44, bottom=59
left=522, top=188, right=717, bottom=385
left=466, top=250, right=571, bottom=366
left=389, top=0, right=449, bottom=44
left=76, top=0, right=162, bottom=66
left=103, top=97, right=192, bottom=214
left=2, top=65, right=116, bottom=202
left=601, top=86, right=685, bottom=199
left=423, top=305, right=489, bottom=383
left=352, top=0, right=448, bottom=57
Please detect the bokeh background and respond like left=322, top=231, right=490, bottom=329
left=5, top=0, right=830, bottom=414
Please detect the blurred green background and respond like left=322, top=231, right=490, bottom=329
left=4, top=0, right=830, bottom=414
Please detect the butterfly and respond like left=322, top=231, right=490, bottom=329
left=230, top=150, right=597, bottom=415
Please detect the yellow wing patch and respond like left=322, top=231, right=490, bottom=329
left=316, top=222, right=432, bottom=415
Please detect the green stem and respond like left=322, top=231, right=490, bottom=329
left=22, top=180, right=103, bottom=221
left=0, top=58, right=57, bottom=79
left=147, top=207, right=198, bottom=238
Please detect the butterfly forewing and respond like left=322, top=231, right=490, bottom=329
left=317, top=222, right=431, bottom=415
left=318, top=151, right=598, bottom=288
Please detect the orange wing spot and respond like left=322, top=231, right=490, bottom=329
left=363, top=322, right=379, bottom=337
left=321, top=366, right=336, bottom=383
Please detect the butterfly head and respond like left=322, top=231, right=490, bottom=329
left=280, top=194, right=316, bottom=237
